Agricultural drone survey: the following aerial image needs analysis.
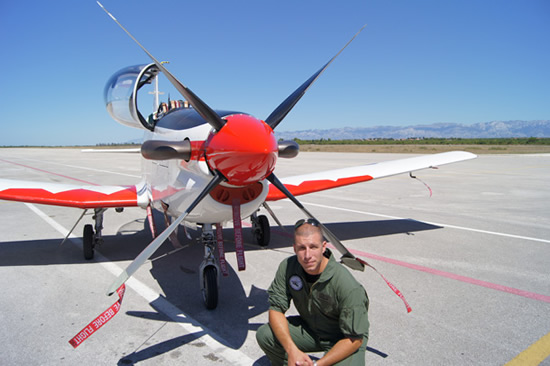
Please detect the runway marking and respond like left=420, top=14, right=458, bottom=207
left=303, top=201, right=550, bottom=244
left=35, top=159, right=141, bottom=178
left=273, top=228, right=549, bottom=303
left=345, top=247, right=550, bottom=304
left=24, top=203, right=254, bottom=366
left=0, top=158, right=98, bottom=185
left=268, top=228, right=550, bottom=304
left=274, top=202, right=550, bottom=304
left=505, top=331, right=550, bottom=365
left=0, top=156, right=141, bottom=178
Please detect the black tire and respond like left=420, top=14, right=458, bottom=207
left=202, top=266, right=218, bottom=310
left=83, top=224, right=95, bottom=260
left=255, top=215, right=270, bottom=247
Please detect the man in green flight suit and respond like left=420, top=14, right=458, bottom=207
left=256, top=218, right=370, bottom=366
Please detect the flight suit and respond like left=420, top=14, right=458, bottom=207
left=257, top=250, right=369, bottom=365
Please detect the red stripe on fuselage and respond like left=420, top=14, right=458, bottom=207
left=266, top=175, right=374, bottom=200
left=189, top=140, right=206, bottom=161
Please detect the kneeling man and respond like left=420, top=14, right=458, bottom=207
left=257, top=218, right=369, bottom=366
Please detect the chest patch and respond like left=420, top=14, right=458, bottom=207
left=289, top=275, right=303, bottom=291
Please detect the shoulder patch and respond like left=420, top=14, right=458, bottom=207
left=289, top=275, right=303, bottom=291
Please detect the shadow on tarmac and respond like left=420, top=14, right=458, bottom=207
left=0, top=213, right=439, bottom=363
left=0, top=213, right=441, bottom=266
left=117, top=331, right=206, bottom=365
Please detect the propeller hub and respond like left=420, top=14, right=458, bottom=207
left=205, top=114, right=278, bottom=186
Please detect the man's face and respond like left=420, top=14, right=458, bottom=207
left=293, top=231, right=327, bottom=275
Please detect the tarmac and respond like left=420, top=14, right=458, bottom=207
left=0, top=148, right=549, bottom=365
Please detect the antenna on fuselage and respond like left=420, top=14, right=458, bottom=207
left=149, top=61, right=169, bottom=112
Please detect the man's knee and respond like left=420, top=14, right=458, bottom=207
left=256, top=323, right=286, bottom=366
left=256, top=323, right=276, bottom=350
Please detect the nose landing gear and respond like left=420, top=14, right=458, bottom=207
left=198, top=224, right=220, bottom=309
left=251, top=213, right=270, bottom=247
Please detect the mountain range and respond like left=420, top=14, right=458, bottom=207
left=274, top=120, right=550, bottom=140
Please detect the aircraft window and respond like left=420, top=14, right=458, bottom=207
left=104, top=74, right=136, bottom=127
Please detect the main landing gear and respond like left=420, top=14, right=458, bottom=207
left=82, top=208, right=107, bottom=260
left=80, top=207, right=124, bottom=260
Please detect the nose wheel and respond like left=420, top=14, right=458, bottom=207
left=199, top=224, right=220, bottom=309
left=252, top=214, right=270, bottom=247
left=201, top=265, right=218, bottom=310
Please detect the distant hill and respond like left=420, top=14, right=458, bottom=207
left=274, top=120, right=550, bottom=140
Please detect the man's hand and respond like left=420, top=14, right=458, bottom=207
left=287, top=346, right=313, bottom=366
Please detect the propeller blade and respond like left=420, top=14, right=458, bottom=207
left=266, top=173, right=364, bottom=271
left=106, top=173, right=225, bottom=295
left=265, top=25, right=366, bottom=130
left=97, top=2, right=225, bottom=132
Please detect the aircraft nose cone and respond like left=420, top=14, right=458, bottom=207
left=205, top=114, right=278, bottom=186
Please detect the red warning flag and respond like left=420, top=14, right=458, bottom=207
left=69, top=284, right=126, bottom=348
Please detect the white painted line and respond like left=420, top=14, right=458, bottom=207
left=25, top=203, right=254, bottom=366
left=18, top=157, right=141, bottom=178
left=302, top=201, right=550, bottom=244
left=25, top=203, right=81, bottom=242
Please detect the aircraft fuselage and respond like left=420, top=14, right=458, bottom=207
left=141, top=107, right=274, bottom=224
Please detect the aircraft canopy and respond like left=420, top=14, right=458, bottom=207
left=104, top=63, right=159, bottom=131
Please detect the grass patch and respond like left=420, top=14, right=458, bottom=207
left=298, top=144, right=550, bottom=154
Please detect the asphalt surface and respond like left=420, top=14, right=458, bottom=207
left=0, top=148, right=549, bottom=365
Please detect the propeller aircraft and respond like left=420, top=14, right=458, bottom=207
left=0, top=3, right=476, bottom=312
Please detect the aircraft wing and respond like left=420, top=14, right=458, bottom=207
left=0, top=179, right=141, bottom=209
left=266, top=151, right=476, bottom=200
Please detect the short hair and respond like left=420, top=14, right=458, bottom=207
left=294, top=219, right=323, bottom=241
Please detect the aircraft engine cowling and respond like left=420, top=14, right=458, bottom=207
left=104, top=63, right=160, bottom=131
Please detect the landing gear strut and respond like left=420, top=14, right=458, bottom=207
left=251, top=213, right=270, bottom=247
left=199, top=224, right=219, bottom=309
left=82, top=208, right=106, bottom=260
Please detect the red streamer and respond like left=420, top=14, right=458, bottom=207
left=69, top=284, right=126, bottom=348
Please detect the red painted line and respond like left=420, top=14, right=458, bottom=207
left=349, top=247, right=550, bottom=304
left=272, top=229, right=550, bottom=304
left=0, top=158, right=97, bottom=185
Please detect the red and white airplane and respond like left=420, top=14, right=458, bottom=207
left=0, top=3, right=475, bottom=309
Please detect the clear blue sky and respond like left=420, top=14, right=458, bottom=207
left=1, top=0, right=548, bottom=146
